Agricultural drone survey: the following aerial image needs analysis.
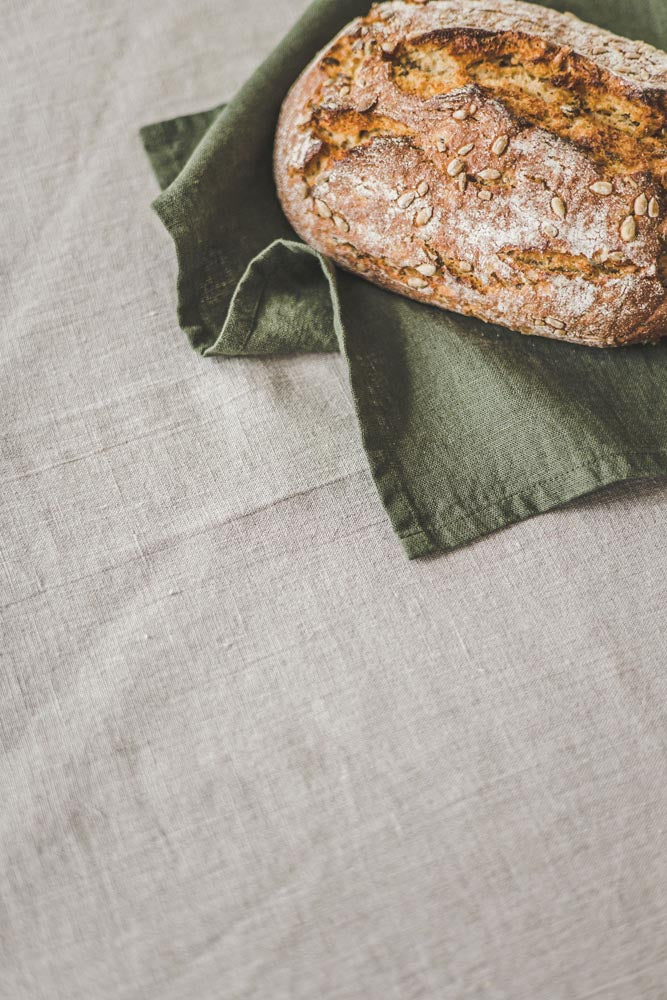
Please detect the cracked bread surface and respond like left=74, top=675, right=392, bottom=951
left=273, top=0, right=667, bottom=346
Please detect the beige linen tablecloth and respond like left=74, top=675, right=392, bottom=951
left=2, top=1, right=666, bottom=997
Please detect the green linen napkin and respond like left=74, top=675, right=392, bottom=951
left=140, top=0, right=667, bottom=558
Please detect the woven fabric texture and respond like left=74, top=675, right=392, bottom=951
left=1, top=1, right=666, bottom=998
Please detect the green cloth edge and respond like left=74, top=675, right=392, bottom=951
left=139, top=2, right=667, bottom=559
left=138, top=131, right=667, bottom=556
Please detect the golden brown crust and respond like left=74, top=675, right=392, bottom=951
left=274, top=0, right=667, bottom=346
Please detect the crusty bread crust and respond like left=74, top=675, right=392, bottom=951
left=274, top=0, right=667, bottom=346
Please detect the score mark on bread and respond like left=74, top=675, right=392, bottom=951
left=274, top=0, right=667, bottom=347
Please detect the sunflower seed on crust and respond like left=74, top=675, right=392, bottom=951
left=551, top=196, right=567, bottom=219
left=397, top=191, right=416, bottom=208
left=415, top=206, right=433, bottom=226
left=620, top=215, right=637, bottom=242
left=545, top=316, right=566, bottom=330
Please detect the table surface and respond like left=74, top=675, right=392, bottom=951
left=2, top=1, right=666, bottom=997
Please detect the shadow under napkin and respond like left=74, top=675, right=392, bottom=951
left=140, top=0, right=667, bottom=558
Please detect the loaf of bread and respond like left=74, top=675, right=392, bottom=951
left=274, top=0, right=667, bottom=347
